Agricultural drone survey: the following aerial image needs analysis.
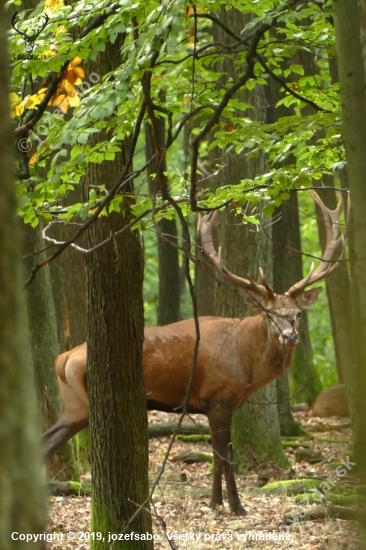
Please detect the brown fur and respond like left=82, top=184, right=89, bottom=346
left=43, top=288, right=321, bottom=516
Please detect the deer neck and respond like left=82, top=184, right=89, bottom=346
left=239, top=314, right=295, bottom=394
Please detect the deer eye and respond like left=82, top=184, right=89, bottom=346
left=297, top=310, right=302, bottom=317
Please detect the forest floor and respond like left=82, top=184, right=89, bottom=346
left=47, top=410, right=363, bottom=550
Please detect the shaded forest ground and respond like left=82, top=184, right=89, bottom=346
left=47, top=411, right=363, bottom=549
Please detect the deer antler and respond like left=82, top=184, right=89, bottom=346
left=197, top=210, right=274, bottom=300
left=287, top=190, right=350, bottom=297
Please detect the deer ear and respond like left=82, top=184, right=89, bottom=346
left=296, top=287, right=322, bottom=310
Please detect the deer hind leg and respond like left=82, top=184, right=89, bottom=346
left=208, top=404, right=247, bottom=516
left=43, top=378, right=89, bottom=455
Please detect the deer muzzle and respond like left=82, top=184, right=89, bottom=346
left=279, top=328, right=299, bottom=347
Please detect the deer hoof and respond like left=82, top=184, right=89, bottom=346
left=232, top=504, right=248, bottom=517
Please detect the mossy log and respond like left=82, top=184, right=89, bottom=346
left=261, top=478, right=322, bottom=495
left=49, top=480, right=92, bottom=496
left=284, top=506, right=366, bottom=523
left=294, top=448, right=324, bottom=464
left=314, top=437, right=345, bottom=444
left=176, top=434, right=211, bottom=443
left=295, top=492, right=366, bottom=506
left=171, top=451, right=213, bottom=464
left=148, top=422, right=210, bottom=438
left=281, top=441, right=311, bottom=449
left=355, top=486, right=366, bottom=497
left=302, top=422, right=351, bottom=432
left=327, top=461, right=344, bottom=468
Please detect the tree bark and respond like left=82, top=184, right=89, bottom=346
left=212, top=7, right=288, bottom=469
left=23, top=223, right=78, bottom=479
left=212, top=8, right=288, bottom=469
left=299, top=46, right=351, bottom=387
left=313, top=183, right=354, bottom=385
left=273, top=193, right=322, bottom=409
left=333, top=0, right=366, bottom=474
left=266, top=67, right=322, bottom=410
left=0, top=6, right=47, bottom=546
left=83, top=44, right=152, bottom=548
left=145, top=119, right=181, bottom=325
left=48, top=257, right=67, bottom=352
left=215, top=210, right=289, bottom=468
left=57, top=188, right=89, bottom=466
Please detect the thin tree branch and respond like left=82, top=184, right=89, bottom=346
left=256, top=51, right=332, bottom=113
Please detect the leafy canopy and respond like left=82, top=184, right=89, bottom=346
left=9, top=0, right=340, bottom=227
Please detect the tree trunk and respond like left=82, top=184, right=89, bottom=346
left=83, top=44, right=152, bottom=549
left=333, top=0, right=366, bottom=473
left=299, top=45, right=350, bottom=387
left=313, top=183, right=354, bottom=385
left=0, top=7, right=47, bottom=546
left=266, top=66, right=322, bottom=411
left=194, top=129, right=219, bottom=315
left=62, top=246, right=87, bottom=349
left=215, top=211, right=289, bottom=468
left=23, top=223, right=78, bottom=479
left=48, top=259, right=67, bottom=352
left=212, top=7, right=288, bottom=469
left=58, top=188, right=89, bottom=467
left=145, top=120, right=181, bottom=325
left=273, top=193, right=322, bottom=409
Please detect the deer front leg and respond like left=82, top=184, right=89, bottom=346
left=208, top=404, right=247, bottom=516
left=210, top=435, right=223, bottom=507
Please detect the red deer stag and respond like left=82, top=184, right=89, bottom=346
left=43, top=191, right=347, bottom=516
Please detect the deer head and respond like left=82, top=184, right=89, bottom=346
left=198, top=190, right=349, bottom=348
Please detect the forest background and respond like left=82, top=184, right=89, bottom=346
left=2, top=0, right=366, bottom=549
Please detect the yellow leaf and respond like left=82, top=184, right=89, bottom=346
left=29, top=153, right=37, bottom=165
left=64, top=79, right=76, bottom=93
left=73, top=66, right=85, bottom=79
left=10, top=92, right=20, bottom=117
left=55, top=24, right=67, bottom=35
left=43, top=0, right=64, bottom=14
left=69, top=56, right=82, bottom=68
left=66, top=94, right=80, bottom=108
left=42, top=49, right=57, bottom=58
left=10, top=92, right=19, bottom=105
left=13, top=104, right=25, bottom=117
left=65, top=71, right=78, bottom=85
left=50, top=93, right=69, bottom=113
left=14, top=88, right=47, bottom=117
